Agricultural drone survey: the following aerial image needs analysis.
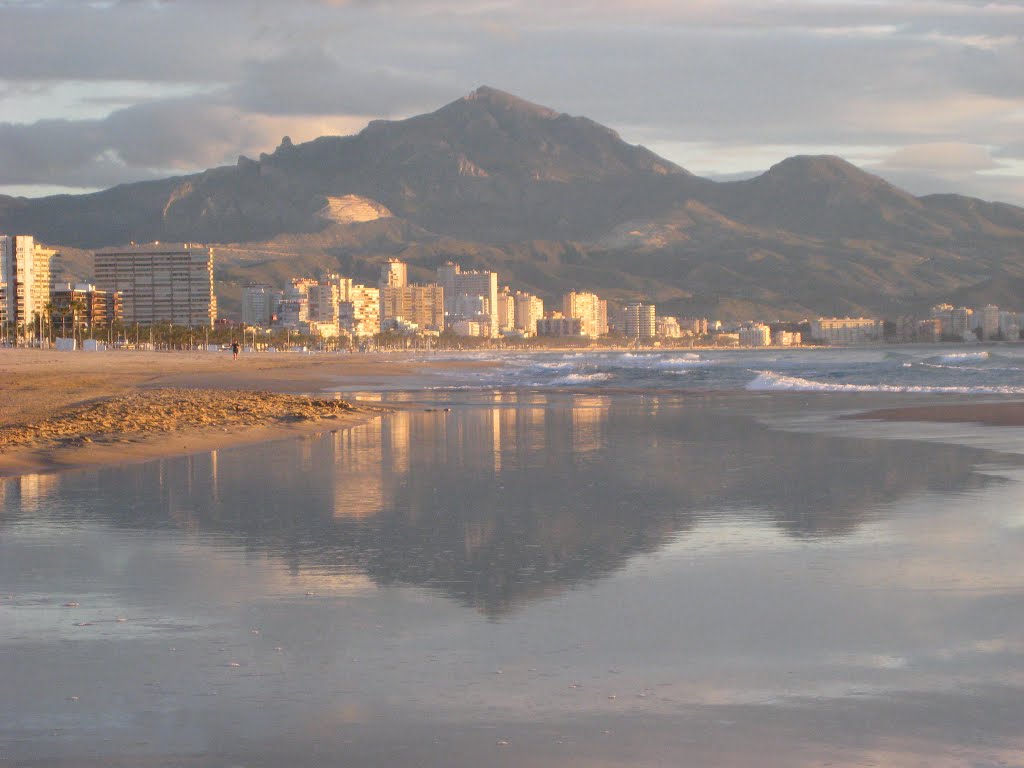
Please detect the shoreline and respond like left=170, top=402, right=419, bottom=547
left=6, top=347, right=1024, bottom=478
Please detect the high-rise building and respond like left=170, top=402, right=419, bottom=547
left=380, top=284, right=445, bottom=331
left=242, top=282, right=279, bottom=327
left=307, top=282, right=341, bottom=324
left=999, top=311, right=1020, bottom=341
left=497, top=286, right=516, bottom=333
left=324, top=273, right=354, bottom=303
left=436, top=262, right=499, bottom=337
left=930, top=304, right=970, bottom=339
left=979, top=304, right=1000, bottom=340
left=339, top=285, right=380, bottom=338
left=93, top=243, right=216, bottom=326
left=623, top=303, right=656, bottom=340
left=1, top=235, right=54, bottom=329
left=950, top=307, right=974, bottom=340
left=562, top=291, right=608, bottom=337
left=379, top=259, right=408, bottom=289
left=514, top=291, right=544, bottom=337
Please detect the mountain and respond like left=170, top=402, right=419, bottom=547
left=3, top=86, right=1024, bottom=320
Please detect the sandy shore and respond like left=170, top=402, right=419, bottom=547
left=849, top=401, right=1024, bottom=427
left=0, top=348, right=469, bottom=477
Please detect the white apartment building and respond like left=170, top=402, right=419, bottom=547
left=339, top=285, right=380, bottom=338
left=1000, top=311, right=1021, bottom=341
left=242, top=282, right=279, bottom=327
left=380, top=283, right=445, bottom=331
left=497, top=287, right=516, bottom=333
left=738, top=324, right=771, bottom=346
left=810, top=317, right=881, bottom=345
left=0, top=235, right=54, bottom=329
left=93, top=243, right=216, bottom=326
left=379, top=259, right=408, bottom=289
left=437, top=262, right=499, bottom=337
left=931, top=304, right=974, bottom=340
left=623, top=303, right=656, bottom=340
left=562, top=291, right=608, bottom=337
left=276, top=297, right=309, bottom=328
left=514, top=291, right=544, bottom=337
left=978, top=304, right=1000, bottom=340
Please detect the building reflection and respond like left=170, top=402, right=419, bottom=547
left=0, top=394, right=1014, bottom=616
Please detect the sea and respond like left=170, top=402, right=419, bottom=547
left=2, top=345, right=1024, bottom=767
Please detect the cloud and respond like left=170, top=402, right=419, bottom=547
left=0, top=98, right=374, bottom=187
left=879, top=143, right=1001, bottom=174
left=230, top=49, right=461, bottom=116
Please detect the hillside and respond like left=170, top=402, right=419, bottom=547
left=3, top=86, right=1024, bottom=320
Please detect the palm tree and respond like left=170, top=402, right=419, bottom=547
left=43, top=302, right=56, bottom=345
left=69, top=299, right=87, bottom=347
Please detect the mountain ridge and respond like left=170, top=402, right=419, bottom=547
left=3, top=86, right=1024, bottom=320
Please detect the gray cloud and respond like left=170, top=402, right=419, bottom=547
left=0, top=97, right=347, bottom=187
left=230, top=49, right=461, bottom=116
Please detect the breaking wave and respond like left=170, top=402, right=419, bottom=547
left=746, top=370, right=1024, bottom=395
left=549, top=372, right=614, bottom=385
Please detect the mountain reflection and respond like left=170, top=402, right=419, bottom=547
left=0, top=394, right=1011, bottom=616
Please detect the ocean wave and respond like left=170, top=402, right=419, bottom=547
left=746, top=370, right=1024, bottom=395
left=614, top=352, right=716, bottom=369
left=549, top=372, right=614, bottom=385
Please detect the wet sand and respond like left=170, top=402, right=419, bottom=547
left=849, top=400, right=1024, bottom=427
left=0, top=348, right=476, bottom=477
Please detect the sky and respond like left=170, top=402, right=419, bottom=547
left=1, top=0, right=1022, bottom=205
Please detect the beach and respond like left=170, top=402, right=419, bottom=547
left=0, top=348, right=462, bottom=477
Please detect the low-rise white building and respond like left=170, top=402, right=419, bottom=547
left=810, top=317, right=881, bottom=345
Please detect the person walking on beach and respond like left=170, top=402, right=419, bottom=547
left=231, top=340, right=239, bottom=360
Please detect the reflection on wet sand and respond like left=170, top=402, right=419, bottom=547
left=0, top=394, right=1012, bottom=617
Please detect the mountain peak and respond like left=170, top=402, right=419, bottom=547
left=461, top=86, right=560, bottom=119
left=763, top=155, right=869, bottom=182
